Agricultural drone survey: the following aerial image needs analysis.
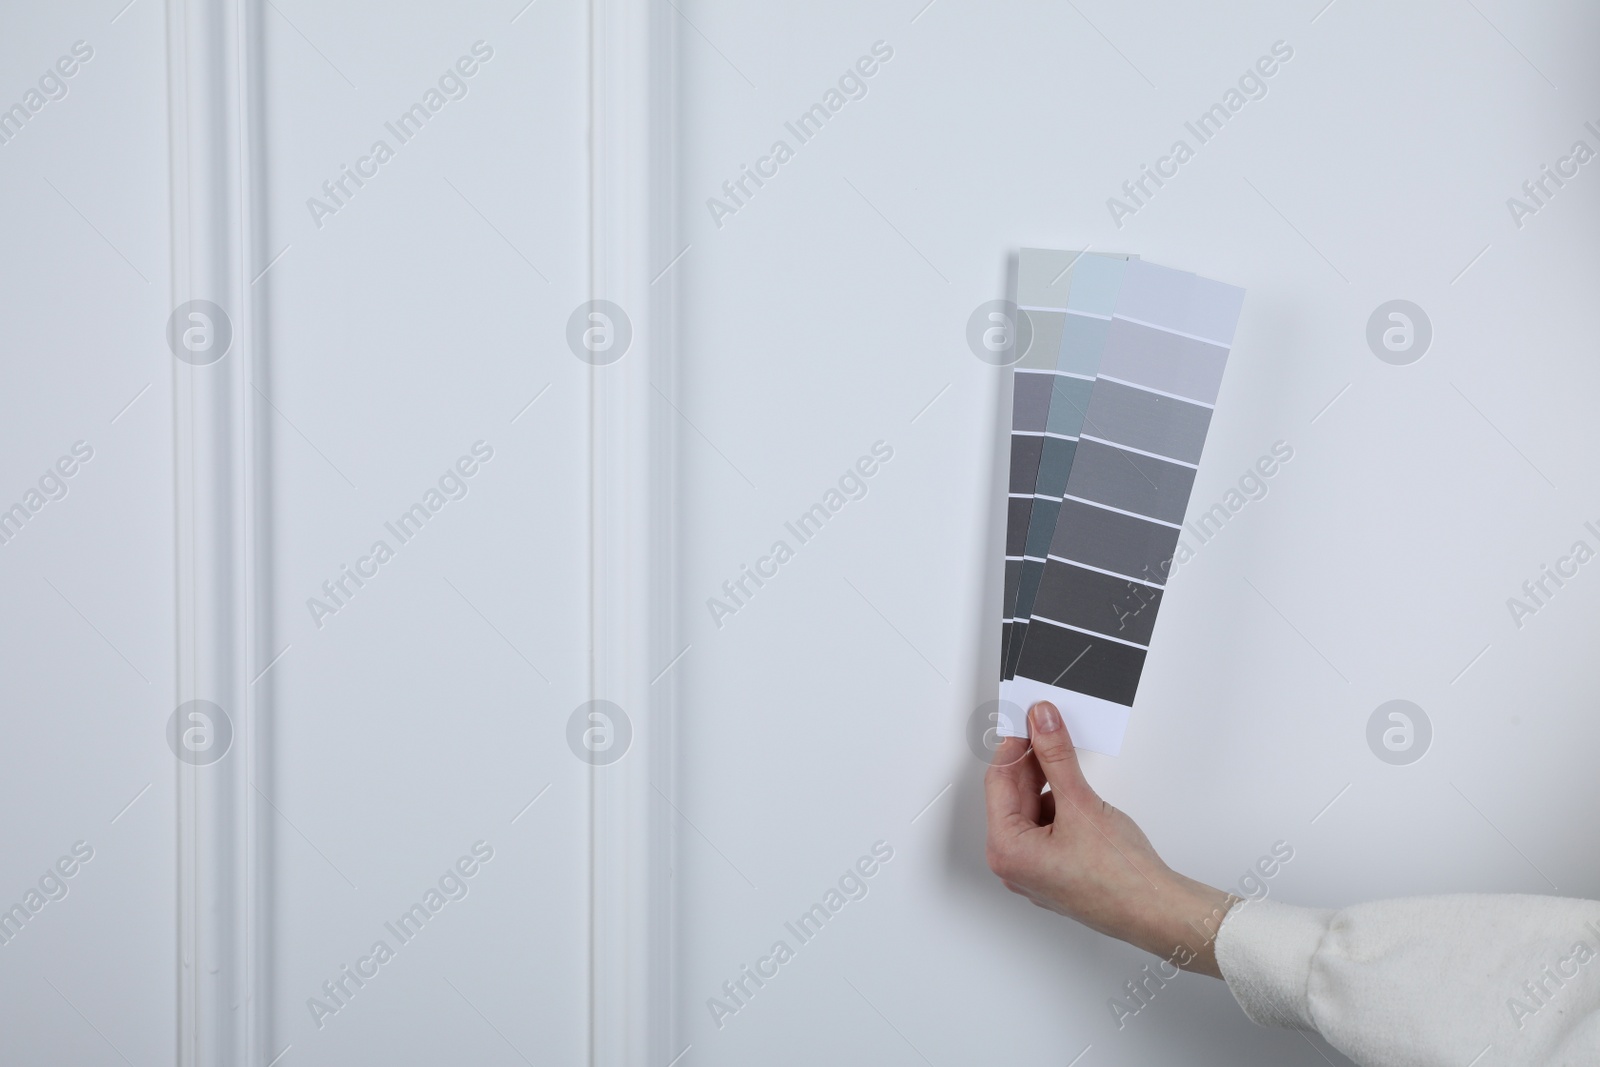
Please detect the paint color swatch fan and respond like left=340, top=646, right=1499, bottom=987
left=999, top=249, right=1245, bottom=755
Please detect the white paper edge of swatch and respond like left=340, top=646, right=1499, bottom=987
left=996, top=677, right=1130, bottom=757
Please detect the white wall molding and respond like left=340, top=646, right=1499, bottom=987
left=166, top=0, right=268, bottom=1062
left=162, top=1, right=673, bottom=1058
left=589, top=0, right=679, bottom=1062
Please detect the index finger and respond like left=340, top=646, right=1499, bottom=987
left=985, top=737, right=1043, bottom=842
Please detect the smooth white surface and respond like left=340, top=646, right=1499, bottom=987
left=2, top=2, right=1598, bottom=1065
left=672, top=2, right=1600, bottom=1064
left=1, top=2, right=596, bottom=1064
left=0, top=8, right=178, bottom=1066
left=253, top=7, right=593, bottom=1063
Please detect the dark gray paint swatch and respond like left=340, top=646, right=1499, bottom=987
left=1005, top=556, right=1049, bottom=678
left=1031, top=560, right=1163, bottom=647
left=1005, top=497, right=1032, bottom=557
left=1034, top=436, right=1077, bottom=498
left=1008, top=435, right=1044, bottom=493
left=1014, top=261, right=1245, bottom=719
left=1007, top=255, right=1137, bottom=680
left=1022, top=497, right=1060, bottom=558
left=1014, top=621, right=1145, bottom=706
left=1012, top=374, right=1053, bottom=432
left=1006, top=250, right=1096, bottom=681
left=1016, top=437, right=1077, bottom=571
left=1048, top=499, right=1180, bottom=585
left=1013, top=557, right=1046, bottom=618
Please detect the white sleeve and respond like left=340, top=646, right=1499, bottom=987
left=1215, top=895, right=1600, bottom=1067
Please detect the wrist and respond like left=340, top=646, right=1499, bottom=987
left=1134, top=875, right=1238, bottom=978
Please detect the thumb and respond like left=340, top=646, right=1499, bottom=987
left=1028, top=702, right=1100, bottom=807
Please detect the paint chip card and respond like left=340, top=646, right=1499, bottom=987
left=1005, top=252, right=1135, bottom=681
left=999, top=258, right=1245, bottom=755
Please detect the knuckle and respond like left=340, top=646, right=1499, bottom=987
left=985, top=842, right=1015, bottom=879
left=1031, top=735, right=1071, bottom=765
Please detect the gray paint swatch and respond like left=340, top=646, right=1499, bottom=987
left=1064, top=440, right=1195, bottom=527
left=1030, top=560, right=1163, bottom=647
left=1003, top=249, right=1091, bottom=679
left=1081, top=379, right=1213, bottom=465
left=1049, top=498, right=1181, bottom=586
left=1044, top=376, right=1096, bottom=437
left=1011, top=374, right=1053, bottom=432
left=1008, top=435, right=1044, bottom=493
left=1098, top=319, right=1229, bottom=406
left=1014, top=259, right=1245, bottom=710
left=1005, top=253, right=1134, bottom=680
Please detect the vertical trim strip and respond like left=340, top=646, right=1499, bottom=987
left=167, top=0, right=265, bottom=1061
left=590, top=0, right=676, bottom=1063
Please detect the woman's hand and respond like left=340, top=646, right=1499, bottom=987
left=984, top=701, right=1237, bottom=977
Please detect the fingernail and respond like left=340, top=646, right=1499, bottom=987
left=1032, top=702, right=1061, bottom=734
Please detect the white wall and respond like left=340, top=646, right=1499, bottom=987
left=2, top=1, right=1597, bottom=1065
left=0, top=5, right=177, bottom=1064
left=0, top=1, right=596, bottom=1064
left=253, top=2, right=594, bottom=1063
left=671, top=1, right=1600, bottom=1063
